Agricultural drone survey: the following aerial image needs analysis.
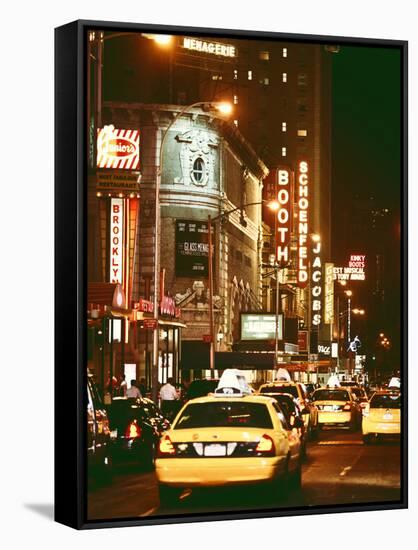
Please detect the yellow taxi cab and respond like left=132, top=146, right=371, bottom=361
left=155, top=371, right=302, bottom=505
left=362, top=390, right=401, bottom=443
left=311, top=387, right=360, bottom=430
left=258, top=381, right=318, bottom=435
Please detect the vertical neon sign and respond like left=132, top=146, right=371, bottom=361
left=297, top=161, right=309, bottom=287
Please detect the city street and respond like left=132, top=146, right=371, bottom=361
left=88, top=428, right=401, bottom=520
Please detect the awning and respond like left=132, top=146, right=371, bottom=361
left=215, top=352, right=275, bottom=369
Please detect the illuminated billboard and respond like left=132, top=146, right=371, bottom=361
left=333, top=254, right=366, bottom=282
left=311, top=237, right=322, bottom=326
left=276, top=166, right=292, bottom=267
left=241, top=313, right=283, bottom=341
left=297, top=161, right=309, bottom=287
left=97, top=125, right=140, bottom=170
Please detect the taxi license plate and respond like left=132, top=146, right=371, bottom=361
left=204, top=444, right=226, bottom=457
left=383, top=413, right=393, bottom=420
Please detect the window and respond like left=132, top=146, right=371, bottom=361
left=282, top=47, right=288, bottom=58
left=282, top=72, right=287, bottom=83
left=233, top=69, right=238, bottom=80
left=297, top=98, right=308, bottom=113
left=260, top=77, right=269, bottom=86
left=233, top=94, right=238, bottom=105
left=177, top=91, right=188, bottom=105
left=282, top=122, right=287, bottom=132
left=297, top=129, right=308, bottom=137
left=191, top=157, right=205, bottom=184
left=212, top=74, right=223, bottom=81
left=298, top=73, right=308, bottom=86
left=233, top=119, right=239, bottom=127
left=247, top=70, right=253, bottom=80
left=174, top=402, right=273, bottom=429
left=259, top=50, right=270, bottom=61
left=281, top=147, right=287, bottom=157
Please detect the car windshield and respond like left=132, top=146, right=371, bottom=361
left=370, top=394, right=401, bottom=409
left=174, top=401, right=273, bottom=429
left=313, top=389, right=350, bottom=401
left=260, top=385, right=298, bottom=398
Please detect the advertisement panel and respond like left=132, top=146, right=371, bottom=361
left=97, top=125, right=140, bottom=170
left=241, top=313, right=283, bottom=341
left=175, top=220, right=213, bottom=277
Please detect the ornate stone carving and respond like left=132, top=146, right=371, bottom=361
left=174, top=129, right=218, bottom=188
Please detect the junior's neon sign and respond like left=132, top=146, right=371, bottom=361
left=297, top=161, right=309, bottom=287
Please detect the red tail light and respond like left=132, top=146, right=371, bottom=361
left=255, top=434, right=275, bottom=455
left=343, top=403, right=351, bottom=411
left=158, top=435, right=176, bottom=456
left=126, top=420, right=142, bottom=439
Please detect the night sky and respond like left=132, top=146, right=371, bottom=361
left=331, top=45, right=402, bottom=366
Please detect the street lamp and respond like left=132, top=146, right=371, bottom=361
left=344, top=290, right=353, bottom=344
left=153, top=101, right=232, bottom=397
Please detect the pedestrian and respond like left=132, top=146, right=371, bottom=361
left=126, top=379, right=142, bottom=399
left=119, top=374, right=127, bottom=397
left=159, top=377, right=179, bottom=418
left=138, top=377, right=147, bottom=398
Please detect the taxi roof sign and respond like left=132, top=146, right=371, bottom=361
left=214, top=369, right=252, bottom=396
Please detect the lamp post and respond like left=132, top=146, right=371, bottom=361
left=152, top=101, right=232, bottom=397
left=345, top=290, right=353, bottom=345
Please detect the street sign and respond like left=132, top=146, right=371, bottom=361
left=143, top=319, right=157, bottom=330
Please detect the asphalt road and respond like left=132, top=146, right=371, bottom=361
left=87, top=428, right=402, bottom=521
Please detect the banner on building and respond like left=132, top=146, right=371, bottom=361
left=175, top=220, right=213, bottom=277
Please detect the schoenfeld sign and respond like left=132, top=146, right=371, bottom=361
left=175, top=220, right=213, bottom=277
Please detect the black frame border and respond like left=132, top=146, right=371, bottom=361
left=54, top=19, right=408, bottom=530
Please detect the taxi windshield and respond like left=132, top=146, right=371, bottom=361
left=259, top=385, right=298, bottom=398
left=173, top=401, right=273, bottom=429
left=370, top=394, right=401, bottom=409
left=313, top=389, right=350, bottom=401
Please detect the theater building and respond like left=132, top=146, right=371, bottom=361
left=87, top=101, right=269, bottom=388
